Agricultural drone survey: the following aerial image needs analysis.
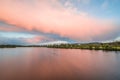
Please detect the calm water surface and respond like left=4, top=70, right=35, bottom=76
left=0, top=48, right=120, bottom=80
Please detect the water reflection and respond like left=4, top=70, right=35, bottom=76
left=0, top=48, right=120, bottom=80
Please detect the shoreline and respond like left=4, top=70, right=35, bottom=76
left=0, top=42, right=120, bottom=51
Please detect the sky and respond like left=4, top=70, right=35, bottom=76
left=0, top=0, right=120, bottom=45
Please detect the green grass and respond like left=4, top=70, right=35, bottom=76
left=46, top=42, right=120, bottom=51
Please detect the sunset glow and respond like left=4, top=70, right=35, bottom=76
left=0, top=0, right=120, bottom=44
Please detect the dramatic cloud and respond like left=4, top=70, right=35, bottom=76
left=0, top=0, right=119, bottom=44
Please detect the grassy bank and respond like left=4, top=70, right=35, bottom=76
left=0, top=42, right=120, bottom=51
left=46, top=42, right=120, bottom=51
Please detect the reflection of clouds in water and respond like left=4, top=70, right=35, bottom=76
left=30, top=48, right=59, bottom=61
left=0, top=48, right=120, bottom=80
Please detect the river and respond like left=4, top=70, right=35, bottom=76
left=0, top=48, right=120, bottom=80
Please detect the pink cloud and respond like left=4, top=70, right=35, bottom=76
left=24, top=36, right=44, bottom=44
left=23, top=35, right=55, bottom=44
left=0, top=0, right=116, bottom=41
left=0, top=25, right=23, bottom=32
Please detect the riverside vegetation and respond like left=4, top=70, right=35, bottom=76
left=46, top=41, right=120, bottom=51
left=0, top=41, right=120, bottom=51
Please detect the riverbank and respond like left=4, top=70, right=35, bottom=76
left=46, top=42, right=120, bottom=51
left=0, top=41, right=120, bottom=51
left=0, top=45, right=41, bottom=48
